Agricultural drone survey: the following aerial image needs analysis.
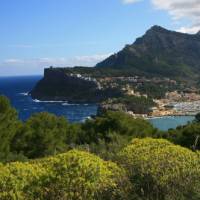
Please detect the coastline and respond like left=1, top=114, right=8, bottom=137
left=32, top=99, right=94, bottom=106
left=29, top=92, right=199, bottom=121
left=31, top=98, right=198, bottom=119
left=146, top=114, right=195, bottom=120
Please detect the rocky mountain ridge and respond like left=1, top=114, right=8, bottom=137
left=96, top=25, right=200, bottom=80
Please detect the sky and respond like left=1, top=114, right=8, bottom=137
left=0, top=0, right=199, bottom=76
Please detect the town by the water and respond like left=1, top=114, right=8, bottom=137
left=66, top=72, right=200, bottom=118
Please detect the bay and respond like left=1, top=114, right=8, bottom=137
left=0, top=76, right=97, bottom=122
left=149, top=116, right=195, bottom=131
left=0, top=76, right=195, bottom=130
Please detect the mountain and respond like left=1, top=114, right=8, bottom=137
left=96, top=25, right=200, bottom=80
left=30, top=25, right=200, bottom=103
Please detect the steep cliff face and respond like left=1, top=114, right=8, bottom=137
left=96, top=25, right=200, bottom=79
left=30, top=68, right=122, bottom=103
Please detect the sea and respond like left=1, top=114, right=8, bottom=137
left=0, top=75, right=195, bottom=131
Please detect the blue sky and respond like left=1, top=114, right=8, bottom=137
left=0, top=0, right=199, bottom=76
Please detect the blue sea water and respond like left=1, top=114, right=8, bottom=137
left=149, top=116, right=194, bottom=131
left=0, top=76, right=97, bottom=122
left=0, top=75, right=195, bottom=130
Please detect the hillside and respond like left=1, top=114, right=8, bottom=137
left=96, top=25, right=200, bottom=80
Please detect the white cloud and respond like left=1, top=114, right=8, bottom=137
left=4, top=59, right=26, bottom=64
left=122, top=0, right=142, bottom=4
left=73, top=54, right=112, bottom=64
left=3, top=54, right=111, bottom=67
left=177, top=26, right=200, bottom=34
left=0, top=53, right=112, bottom=76
left=121, top=0, right=200, bottom=33
left=151, top=0, right=200, bottom=33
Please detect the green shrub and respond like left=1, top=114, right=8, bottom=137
left=167, top=122, right=200, bottom=150
left=0, top=150, right=130, bottom=200
left=11, top=112, right=71, bottom=159
left=80, top=111, right=157, bottom=144
left=0, top=95, right=20, bottom=162
left=118, top=138, right=200, bottom=200
left=0, top=162, right=46, bottom=199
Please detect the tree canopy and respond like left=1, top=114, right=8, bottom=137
left=0, top=96, right=20, bottom=161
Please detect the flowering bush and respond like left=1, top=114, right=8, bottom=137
left=118, top=138, right=200, bottom=200
left=0, top=150, right=129, bottom=200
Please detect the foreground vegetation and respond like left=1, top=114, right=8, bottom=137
left=0, top=95, right=200, bottom=199
left=0, top=150, right=130, bottom=200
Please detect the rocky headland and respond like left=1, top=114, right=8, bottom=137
left=30, top=25, right=200, bottom=116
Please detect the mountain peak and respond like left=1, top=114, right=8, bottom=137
left=150, top=25, right=166, bottom=31
left=96, top=25, right=200, bottom=79
left=147, top=25, right=169, bottom=34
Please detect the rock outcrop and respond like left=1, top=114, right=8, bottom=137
left=30, top=68, right=122, bottom=103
